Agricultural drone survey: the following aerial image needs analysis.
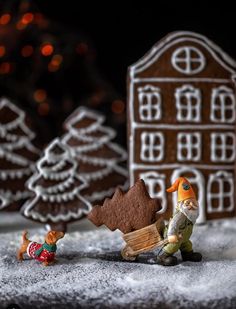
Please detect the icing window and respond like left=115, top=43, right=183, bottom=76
left=177, top=133, right=201, bottom=161
left=211, top=132, right=235, bottom=162
left=210, top=86, right=236, bottom=123
left=140, top=132, right=164, bottom=162
left=171, top=46, right=205, bottom=75
left=138, top=85, right=161, bottom=121
left=175, top=85, right=201, bottom=122
left=140, top=171, right=167, bottom=213
left=207, top=171, right=234, bottom=213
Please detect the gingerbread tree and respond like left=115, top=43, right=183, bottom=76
left=62, top=107, right=129, bottom=205
left=88, top=179, right=162, bottom=234
left=0, top=98, right=40, bottom=211
left=21, top=138, right=92, bottom=231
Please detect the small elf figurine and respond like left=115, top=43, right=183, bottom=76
left=157, top=177, right=202, bottom=266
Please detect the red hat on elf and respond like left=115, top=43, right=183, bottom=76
left=166, top=177, right=196, bottom=202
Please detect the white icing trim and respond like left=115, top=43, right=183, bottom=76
left=0, top=190, right=32, bottom=210
left=207, top=171, right=234, bottom=213
left=133, top=78, right=231, bottom=83
left=64, top=106, right=105, bottom=134
left=171, top=167, right=206, bottom=224
left=131, top=163, right=234, bottom=170
left=62, top=126, right=116, bottom=153
left=132, top=123, right=234, bottom=130
left=177, top=132, right=201, bottom=162
left=0, top=98, right=35, bottom=139
left=80, top=165, right=112, bottom=182
left=23, top=193, right=91, bottom=223
left=138, top=85, right=161, bottom=121
left=175, top=85, right=201, bottom=122
left=211, top=132, right=236, bottom=162
left=0, top=166, right=34, bottom=180
left=63, top=107, right=128, bottom=202
left=130, top=31, right=236, bottom=75
left=210, top=86, right=236, bottom=123
left=140, top=132, right=164, bottom=162
left=83, top=164, right=129, bottom=203
left=75, top=142, right=127, bottom=166
left=171, top=46, right=206, bottom=75
left=140, top=171, right=167, bottom=214
left=22, top=138, right=92, bottom=222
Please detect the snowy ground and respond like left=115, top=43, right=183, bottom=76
left=0, top=213, right=236, bottom=309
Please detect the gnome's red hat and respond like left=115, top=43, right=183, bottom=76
left=166, top=177, right=196, bottom=202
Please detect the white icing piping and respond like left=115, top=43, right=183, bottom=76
left=64, top=107, right=105, bottom=134
left=23, top=193, right=91, bottom=223
left=22, top=138, right=92, bottom=222
left=130, top=31, right=236, bottom=74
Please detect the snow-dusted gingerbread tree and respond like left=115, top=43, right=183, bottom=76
left=62, top=107, right=129, bottom=205
left=0, top=98, right=40, bottom=211
left=21, top=138, right=92, bottom=231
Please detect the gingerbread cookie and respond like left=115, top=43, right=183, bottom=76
left=87, top=179, right=161, bottom=234
left=127, top=31, right=236, bottom=223
left=21, top=138, right=92, bottom=231
left=62, top=106, right=129, bottom=205
left=0, top=98, right=40, bottom=211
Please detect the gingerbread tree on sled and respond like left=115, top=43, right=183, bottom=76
left=62, top=107, right=129, bottom=205
left=21, top=138, right=91, bottom=232
left=0, top=98, right=40, bottom=211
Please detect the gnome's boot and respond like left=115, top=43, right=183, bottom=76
left=157, top=252, right=178, bottom=266
left=181, top=251, right=202, bottom=262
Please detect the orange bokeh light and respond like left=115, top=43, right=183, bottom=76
left=38, top=102, right=50, bottom=116
left=48, top=54, right=63, bottom=72
left=21, top=45, right=33, bottom=57
left=0, top=46, right=6, bottom=57
left=34, top=89, right=47, bottom=103
left=41, top=43, right=54, bottom=56
left=21, top=12, right=34, bottom=25
left=0, top=13, right=11, bottom=25
left=0, top=62, right=11, bottom=74
left=16, top=21, right=27, bottom=30
left=111, top=100, right=125, bottom=114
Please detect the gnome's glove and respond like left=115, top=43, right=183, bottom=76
left=168, top=235, right=179, bottom=243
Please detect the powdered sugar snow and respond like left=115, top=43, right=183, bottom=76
left=0, top=214, right=236, bottom=308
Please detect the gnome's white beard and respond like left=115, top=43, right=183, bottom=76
left=178, top=199, right=199, bottom=224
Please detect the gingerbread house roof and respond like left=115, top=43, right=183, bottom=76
left=129, top=31, right=236, bottom=78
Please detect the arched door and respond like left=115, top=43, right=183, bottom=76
left=171, top=167, right=206, bottom=224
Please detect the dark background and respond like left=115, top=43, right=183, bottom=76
left=1, top=1, right=236, bottom=147
left=34, top=1, right=236, bottom=96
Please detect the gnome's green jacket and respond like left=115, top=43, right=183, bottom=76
left=163, top=203, right=198, bottom=255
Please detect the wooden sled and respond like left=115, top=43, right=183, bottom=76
left=121, top=219, right=168, bottom=261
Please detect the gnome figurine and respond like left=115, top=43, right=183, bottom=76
left=157, top=177, right=202, bottom=266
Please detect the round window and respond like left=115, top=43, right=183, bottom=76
left=171, top=46, right=205, bottom=75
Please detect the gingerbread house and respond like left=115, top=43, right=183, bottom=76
left=127, top=31, right=236, bottom=223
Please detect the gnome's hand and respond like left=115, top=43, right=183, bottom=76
left=168, top=235, right=179, bottom=243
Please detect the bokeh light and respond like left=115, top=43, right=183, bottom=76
left=0, top=62, right=11, bottom=74
left=21, top=12, right=34, bottom=25
left=48, top=54, right=63, bottom=72
left=0, top=46, right=6, bottom=57
left=21, top=45, right=33, bottom=57
left=38, top=102, right=50, bottom=115
left=41, top=43, right=54, bottom=56
left=0, top=13, right=11, bottom=25
left=33, top=89, right=47, bottom=103
left=111, top=100, right=125, bottom=114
